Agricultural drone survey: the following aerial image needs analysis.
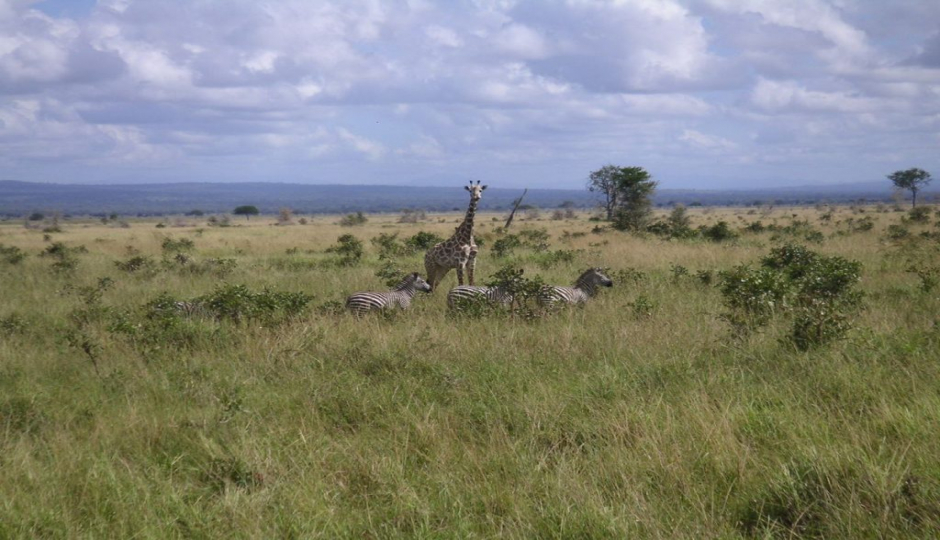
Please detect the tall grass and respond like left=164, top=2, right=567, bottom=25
left=1, top=205, right=938, bottom=538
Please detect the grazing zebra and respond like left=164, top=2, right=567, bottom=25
left=345, top=272, right=432, bottom=316
left=538, top=267, right=613, bottom=308
left=446, top=285, right=513, bottom=310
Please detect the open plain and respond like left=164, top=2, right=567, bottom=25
left=1, top=205, right=939, bottom=538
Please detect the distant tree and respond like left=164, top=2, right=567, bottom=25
left=587, top=165, right=621, bottom=221
left=339, top=211, right=368, bottom=226
left=186, top=209, right=205, bottom=216
left=233, top=205, right=260, bottom=221
left=888, top=168, right=932, bottom=208
left=28, top=212, right=44, bottom=221
left=277, top=207, right=294, bottom=225
left=610, top=166, right=657, bottom=232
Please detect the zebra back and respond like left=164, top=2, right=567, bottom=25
left=346, top=273, right=431, bottom=315
left=538, top=268, right=613, bottom=307
left=447, top=286, right=513, bottom=310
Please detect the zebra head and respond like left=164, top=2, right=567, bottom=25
left=578, top=267, right=614, bottom=290
left=413, top=273, right=432, bottom=293
left=396, top=272, right=432, bottom=293
left=464, top=179, right=487, bottom=202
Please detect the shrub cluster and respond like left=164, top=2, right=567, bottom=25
left=719, top=244, right=863, bottom=349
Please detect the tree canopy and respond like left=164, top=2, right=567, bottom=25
left=233, top=205, right=260, bottom=220
left=887, top=168, right=932, bottom=208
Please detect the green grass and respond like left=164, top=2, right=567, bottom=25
left=1, top=205, right=939, bottom=538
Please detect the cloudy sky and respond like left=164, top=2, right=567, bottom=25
left=1, top=0, right=939, bottom=189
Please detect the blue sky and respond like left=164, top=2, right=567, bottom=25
left=1, top=0, right=939, bottom=189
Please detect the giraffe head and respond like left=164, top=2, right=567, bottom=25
left=464, top=180, right=487, bottom=203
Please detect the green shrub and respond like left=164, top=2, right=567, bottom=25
left=0, top=313, right=28, bottom=336
left=887, top=224, right=910, bottom=240
left=115, top=255, right=157, bottom=274
left=909, top=206, right=932, bottom=223
left=404, top=231, right=443, bottom=251
left=628, top=295, right=655, bottom=319
left=492, top=234, right=522, bottom=258
left=326, top=234, right=364, bottom=266
left=161, top=237, right=195, bottom=254
left=700, top=221, right=738, bottom=242
left=0, top=244, right=26, bottom=265
left=370, top=232, right=408, bottom=258
left=743, top=220, right=766, bottom=233
left=485, top=266, right=546, bottom=318
left=194, top=284, right=313, bottom=324
left=533, top=249, right=576, bottom=269
left=339, top=212, right=368, bottom=226
left=720, top=244, right=863, bottom=347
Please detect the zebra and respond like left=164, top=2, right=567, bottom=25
left=172, top=300, right=213, bottom=319
left=345, top=272, right=432, bottom=316
left=446, top=285, right=513, bottom=311
left=537, top=267, right=613, bottom=308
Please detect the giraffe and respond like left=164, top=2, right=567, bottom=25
left=424, top=180, right=487, bottom=292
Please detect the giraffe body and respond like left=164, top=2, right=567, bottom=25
left=424, top=181, right=487, bottom=292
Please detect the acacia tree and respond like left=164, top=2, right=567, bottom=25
left=587, top=165, right=621, bottom=220
left=233, top=205, right=260, bottom=221
left=610, top=166, right=657, bottom=231
left=888, top=168, right=932, bottom=208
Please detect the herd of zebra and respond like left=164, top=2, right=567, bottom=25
left=174, top=182, right=614, bottom=318
left=344, top=267, right=614, bottom=316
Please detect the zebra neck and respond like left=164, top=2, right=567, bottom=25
left=576, top=280, right=597, bottom=296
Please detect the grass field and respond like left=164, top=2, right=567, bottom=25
left=1, top=204, right=939, bottom=538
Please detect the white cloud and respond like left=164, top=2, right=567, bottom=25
left=0, top=0, right=937, bottom=188
left=680, top=129, right=737, bottom=151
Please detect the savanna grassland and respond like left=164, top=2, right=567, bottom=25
left=1, top=204, right=939, bottom=538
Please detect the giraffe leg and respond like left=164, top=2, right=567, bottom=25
left=467, top=253, right=477, bottom=286
left=456, top=264, right=465, bottom=286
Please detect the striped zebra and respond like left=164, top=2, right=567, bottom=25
left=173, top=300, right=213, bottom=319
left=345, top=272, right=431, bottom=316
left=446, top=285, right=513, bottom=311
left=538, top=267, right=613, bottom=308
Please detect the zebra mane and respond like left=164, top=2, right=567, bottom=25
left=393, top=272, right=420, bottom=291
left=574, top=268, right=606, bottom=295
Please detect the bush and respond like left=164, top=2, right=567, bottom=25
left=370, top=233, right=407, bottom=258
left=719, top=244, right=863, bottom=348
left=164, top=284, right=313, bottom=324
left=0, top=244, right=26, bottom=265
left=492, top=235, right=522, bottom=258
left=161, top=237, right=195, bottom=254
left=326, top=234, right=363, bottom=266
left=887, top=224, right=910, bottom=240
left=339, top=212, right=368, bottom=226
left=398, top=209, right=427, bottom=223
left=404, top=231, right=443, bottom=251
left=115, top=255, right=157, bottom=274
left=700, top=221, right=738, bottom=242
left=485, top=266, right=546, bottom=318
left=909, top=206, right=932, bottom=223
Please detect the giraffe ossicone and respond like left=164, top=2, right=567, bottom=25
left=424, top=181, right=487, bottom=292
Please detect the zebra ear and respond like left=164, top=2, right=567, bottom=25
left=412, top=272, right=419, bottom=279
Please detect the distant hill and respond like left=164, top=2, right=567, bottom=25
left=0, top=180, right=917, bottom=216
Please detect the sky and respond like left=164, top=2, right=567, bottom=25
left=1, top=0, right=939, bottom=190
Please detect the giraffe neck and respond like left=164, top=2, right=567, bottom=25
left=454, top=197, right=478, bottom=243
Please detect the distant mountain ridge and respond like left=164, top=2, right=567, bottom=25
left=0, top=180, right=916, bottom=215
